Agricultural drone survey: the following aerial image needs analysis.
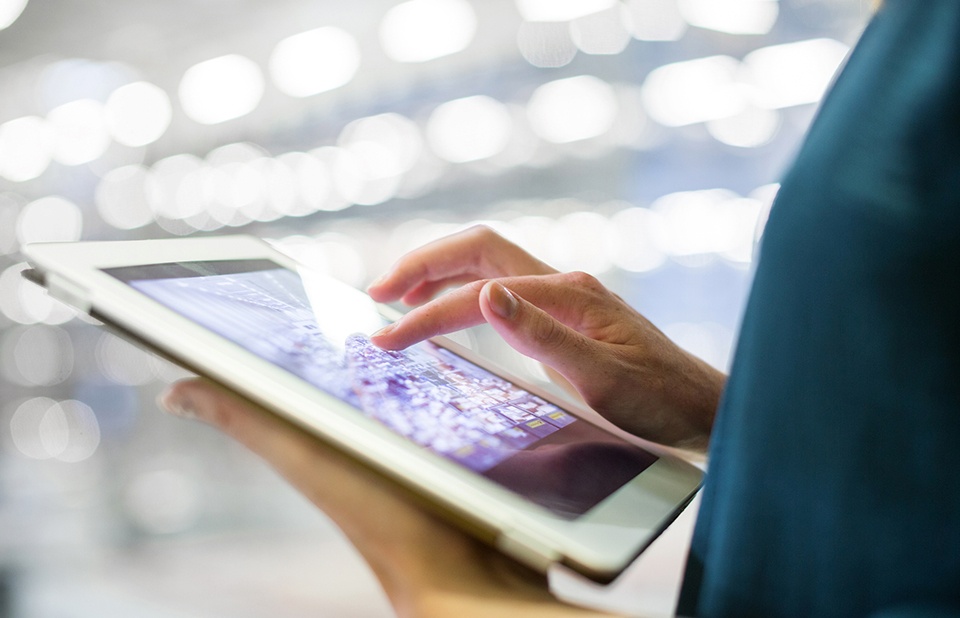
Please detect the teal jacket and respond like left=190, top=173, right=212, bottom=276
left=679, top=1, right=960, bottom=615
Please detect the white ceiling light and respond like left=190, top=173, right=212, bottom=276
left=47, top=99, right=111, bottom=166
left=338, top=113, right=423, bottom=173
left=427, top=95, right=513, bottom=163
left=527, top=75, right=618, bottom=143
left=95, top=165, right=155, bottom=230
left=0, top=0, right=28, bottom=30
left=277, top=152, right=332, bottom=215
left=517, top=21, right=577, bottom=68
left=570, top=5, right=631, bottom=55
left=315, top=145, right=401, bottom=207
left=607, top=207, right=667, bottom=273
left=625, top=0, right=687, bottom=42
left=516, top=0, right=616, bottom=22
left=707, top=105, right=781, bottom=148
left=380, top=0, right=477, bottom=63
left=640, top=55, right=744, bottom=126
left=0, top=116, right=55, bottom=182
left=179, top=54, right=264, bottom=125
left=678, top=0, right=779, bottom=36
left=744, top=38, right=850, bottom=109
left=270, top=27, right=361, bottom=97
left=146, top=154, right=205, bottom=220
left=650, top=189, right=761, bottom=258
left=104, top=81, right=172, bottom=147
left=17, top=196, right=83, bottom=245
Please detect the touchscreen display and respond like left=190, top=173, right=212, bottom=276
left=105, top=259, right=656, bottom=517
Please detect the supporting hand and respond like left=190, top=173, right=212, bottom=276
left=159, top=379, right=613, bottom=617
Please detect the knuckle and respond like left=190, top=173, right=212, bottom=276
left=564, top=270, right=601, bottom=290
left=467, top=223, right=499, bottom=242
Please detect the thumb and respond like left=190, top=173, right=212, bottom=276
left=479, top=281, right=601, bottom=390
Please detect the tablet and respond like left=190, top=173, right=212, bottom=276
left=22, top=234, right=701, bottom=582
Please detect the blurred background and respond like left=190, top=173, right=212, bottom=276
left=1, top=0, right=870, bottom=615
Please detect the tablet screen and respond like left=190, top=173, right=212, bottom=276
left=105, top=259, right=656, bottom=517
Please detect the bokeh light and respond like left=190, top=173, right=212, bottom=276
left=547, top=210, right=613, bottom=274
left=678, top=0, right=779, bottom=36
left=744, top=38, right=850, bottom=109
left=0, top=193, right=21, bottom=254
left=707, top=105, right=781, bottom=148
left=641, top=55, right=743, bottom=126
left=0, top=116, right=55, bottom=182
left=625, top=0, right=687, bottom=41
left=146, top=153, right=206, bottom=220
left=427, top=95, right=513, bottom=163
left=250, top=157, right=298, bottom=219
left=307, top=233, right=367, bottom=287
left=649, top=189, right=763, bottom=261
left=16, top=196, right=83, bottom=245
left=95, top=332, right=160, bottom=386
left=47, top=98, right=111, bottom=165
left=324, top=145, right=402, bottom=207
left=9, top=397, right=100, bottom=462
left=607, top=207, right=668, bottom=273
left=95, top=164, right=155, bottom=230
left=179, top=54, right=265, bottom=124
left=527, top=75, right=618, bottom=143
left=380, top=0, right=477, bottom=63
left=277, top=151, right=334, bottom=214
left=570, top=4, right=632, bottom=55
left=270, top=27, right=361, bottom=97
left=199, top=145, right=269, bottom=226
left=1, top=324, right=74, bottom=386
left=104, top=81, right=173, bottom=147
left=0, top=263, right=76, bottom=325
left=516, top=0, right=617, bottom=22
left=338, top=113, right=423, bottom=174
left=517, top=21, right=578, bottom=68
left=9, top=397, right=58, bottom=460
left=0, top=0, right=28, bottom=30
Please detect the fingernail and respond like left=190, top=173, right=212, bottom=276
left=487, top=282, right=518, bottom=319
left=371, top=322, right=397, bottom=338
left=158, top=390, right=197, bottom=420
left=368, top=272, right=390, bottom=290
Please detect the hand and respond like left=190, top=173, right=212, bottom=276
left=159, top=379, right=611, bottom=617
left=369, top=226, right=724, bottom=451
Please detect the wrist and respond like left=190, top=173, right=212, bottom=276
left=662, top=351, right=725, bottom=452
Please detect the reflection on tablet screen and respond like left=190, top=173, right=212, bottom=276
left=105, top=259, right=656, bottom=517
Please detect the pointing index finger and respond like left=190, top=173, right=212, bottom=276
left=371, top=280, right=488, bottom=349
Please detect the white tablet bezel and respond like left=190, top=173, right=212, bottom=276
left=23, top=234, right=702, bottom=582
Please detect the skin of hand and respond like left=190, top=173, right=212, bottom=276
left=159, top=380, right=614, bottom=618
left=369, top=225, right=725, bottom=452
